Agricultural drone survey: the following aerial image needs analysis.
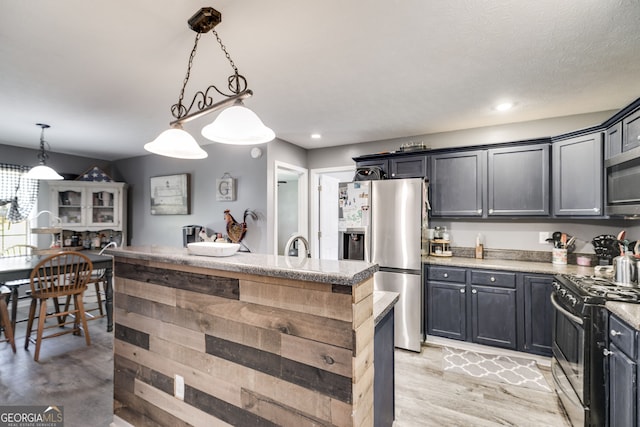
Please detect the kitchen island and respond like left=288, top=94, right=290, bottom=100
left=107, top=245, right=381, bottom=427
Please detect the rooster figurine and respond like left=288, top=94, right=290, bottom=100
left=224, top=209, right=257, bottom=246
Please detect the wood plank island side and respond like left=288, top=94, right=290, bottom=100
left=109, top=246, right=378, bottom=427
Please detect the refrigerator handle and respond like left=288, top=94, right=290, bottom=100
left=364, top=233, right=370, bottom=263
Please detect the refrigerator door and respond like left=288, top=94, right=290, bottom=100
left=370, top=178, right=423, bottom=270
left=374, top=270, right=423, bottom=352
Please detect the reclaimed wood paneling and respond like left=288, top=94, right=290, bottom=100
left=113, top=259, right=374, bottom=427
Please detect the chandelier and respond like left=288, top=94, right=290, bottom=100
left=145, top=7, right=275, bottom=159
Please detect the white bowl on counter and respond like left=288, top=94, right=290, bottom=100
left=187, top=242, right=240, bottom=257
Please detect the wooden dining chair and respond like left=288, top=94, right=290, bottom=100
left=0, top=286, right=16, bottom=353
left=24, top=251, right=93, bottom=362
left=1, top=244, right=37, bottom=334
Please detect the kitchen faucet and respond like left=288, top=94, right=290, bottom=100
left=285, top=234, right=310, bottom=258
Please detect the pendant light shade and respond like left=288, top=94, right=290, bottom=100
left=26, top=123, right=63, bottom=180
left=201, top=103, right=275, bottom=145
left=25, top=165, right=64, bottom=180
left=144, top=125, right=208, bottom=159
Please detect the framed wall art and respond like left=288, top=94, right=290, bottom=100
left=216, top=172, right=236, bottom=201
left=150, top=173, right=190, bottom=215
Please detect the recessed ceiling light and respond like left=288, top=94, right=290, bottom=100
left=311, top=133, right=322, bottom=139
left=495, top=102, right=514, bottom=111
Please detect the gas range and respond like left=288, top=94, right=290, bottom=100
left=554, top=274, right=640, bottom=313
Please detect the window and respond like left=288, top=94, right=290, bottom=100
left=0, top=163, right=39, bottom=252
left=0, top=209, right=29, bottom=253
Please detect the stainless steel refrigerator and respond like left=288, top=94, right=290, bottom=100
left=338, top=178, right=426, bottom=352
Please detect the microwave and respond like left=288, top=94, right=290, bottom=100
left=605, top=146, right=640, bottom=217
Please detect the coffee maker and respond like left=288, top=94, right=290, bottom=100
left=182, top=225, right=204, bottom=247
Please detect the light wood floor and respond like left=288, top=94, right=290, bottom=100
left=394, top=343, right=570, bottom=427
left=1, top=292, right=569, bottom=427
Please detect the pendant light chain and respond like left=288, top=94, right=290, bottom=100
left=174, top=33, right=202, bottom=120
left=212, top=29, right=246, bottom=95
left=37, top=124, right=50, bottom=164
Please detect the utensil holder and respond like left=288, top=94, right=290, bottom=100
left=552, top=248, right=567, bottom=265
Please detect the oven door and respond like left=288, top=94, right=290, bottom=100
left=551, top=292, right=586, bottom=403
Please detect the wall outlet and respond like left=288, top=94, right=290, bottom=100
left=539, top=231, right=551, bottom=244
left=175, top=374, right=184, bottom=400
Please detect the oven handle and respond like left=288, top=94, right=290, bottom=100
left=550, top=292, right=583, bottom=326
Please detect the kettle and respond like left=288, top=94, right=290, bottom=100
left=613, top=243, right=638, bottom=286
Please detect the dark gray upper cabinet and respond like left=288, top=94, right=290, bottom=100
left=623, top=108, right=640, bottom=152
left=355, top=158, right=389, bottom=177
left=522, top=274, right=553, bottom=356
left=430, top=150, right=485, bottom=217
left=552, top=132, right=603, bottom=216
left=606, top=122, right=623, bottom=160
left=389, top=154, right=428, bottom=179
left=487, top=144, right=550, bottom=216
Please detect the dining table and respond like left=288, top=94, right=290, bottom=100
left=0, top=252, right=114, bottom=332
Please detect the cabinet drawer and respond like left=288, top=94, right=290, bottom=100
left=427, top=266, right=466, bottom=283
left=610, top=315, right=637, bottom=359
left=470, top=270, right=516, bottom=288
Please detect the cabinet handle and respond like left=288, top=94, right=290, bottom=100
left=477, top=209, right=482, bottom=214
left=443, top=273, right=449, bottom=278
left=610, top=329, right=622, bottom=337
left=593, top=207, right=600, bottom=212
left=391, top=173, right=396, bottom=177
left=637, top=135, right=640, bottom=141
left=489, top=209, right=494, bottom=214
left=472, top=289, right=477, bottom=294
left=603, top=349, right=614, bottom=356
left=460, top=289, right=465, bottom=294
left=490, top=276, right=496, bottom=282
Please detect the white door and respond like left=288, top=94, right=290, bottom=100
left=318, top=174, right=340, bottom=259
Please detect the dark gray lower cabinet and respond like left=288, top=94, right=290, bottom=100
left=374, top=307, right=395, bottom=427
left=470, top=285, right=517, bottom=350
left=607, top=314, right=638, bottom=427
left=523, top=274, right=553, bottom=356
left=426, top=281, right=467, bottom=340
left=425, top=265, right=551, bottom=356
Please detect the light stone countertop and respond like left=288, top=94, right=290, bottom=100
left=374, top=291, right=399, bottom=325
left=106, top=245, right=378, bottom=286
left=423, top=255, right=596, bottom=276
left=606, top=302, right=640, bottom=330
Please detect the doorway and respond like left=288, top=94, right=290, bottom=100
left=310, top=166, right=355, bottom=259
left=274, top=161, right=308, bottom=256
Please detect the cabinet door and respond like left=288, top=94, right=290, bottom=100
left=430, top=150, right=485, bottom=217
left=623, top=109, right=640, bottom=152
left=523, top=274, right=553, bottom=356
left=488, top=144, right=549, bottom=216
left=608, top=343, right=636, bottom=427
left=552, top=133, right=603, bottom=216
left=355, top=158, right=389, bottom=178
left=51, top=186, right=85, bottom=226
left=426, top=281, right=466, bottom=340
left=87, top=186, right=121, bottom=228
left=471, top=285, right=517, bottom=350
left=389, top=155, right=427, bottom=179
left=606, top=122, right=623, bottom=160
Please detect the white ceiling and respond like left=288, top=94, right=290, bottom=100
left=1, top=1, right=640, bottom=161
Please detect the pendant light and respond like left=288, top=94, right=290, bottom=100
left=145, top=7, right=275, bottom=159
left=25, top=123, right=63, bottom=180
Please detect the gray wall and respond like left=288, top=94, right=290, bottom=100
left=112, top=142, right=269, bottom=252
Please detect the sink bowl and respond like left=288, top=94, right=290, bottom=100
left=187, top=242, right=240, bottom=257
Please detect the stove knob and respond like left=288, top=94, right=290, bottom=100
left=553, top=283, right=560, bottom=291
left=560, top=289, right=567, bottom=297
left=568, top=296, right=577, bottom=306
left=611, top=330, right=622, bottom=337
